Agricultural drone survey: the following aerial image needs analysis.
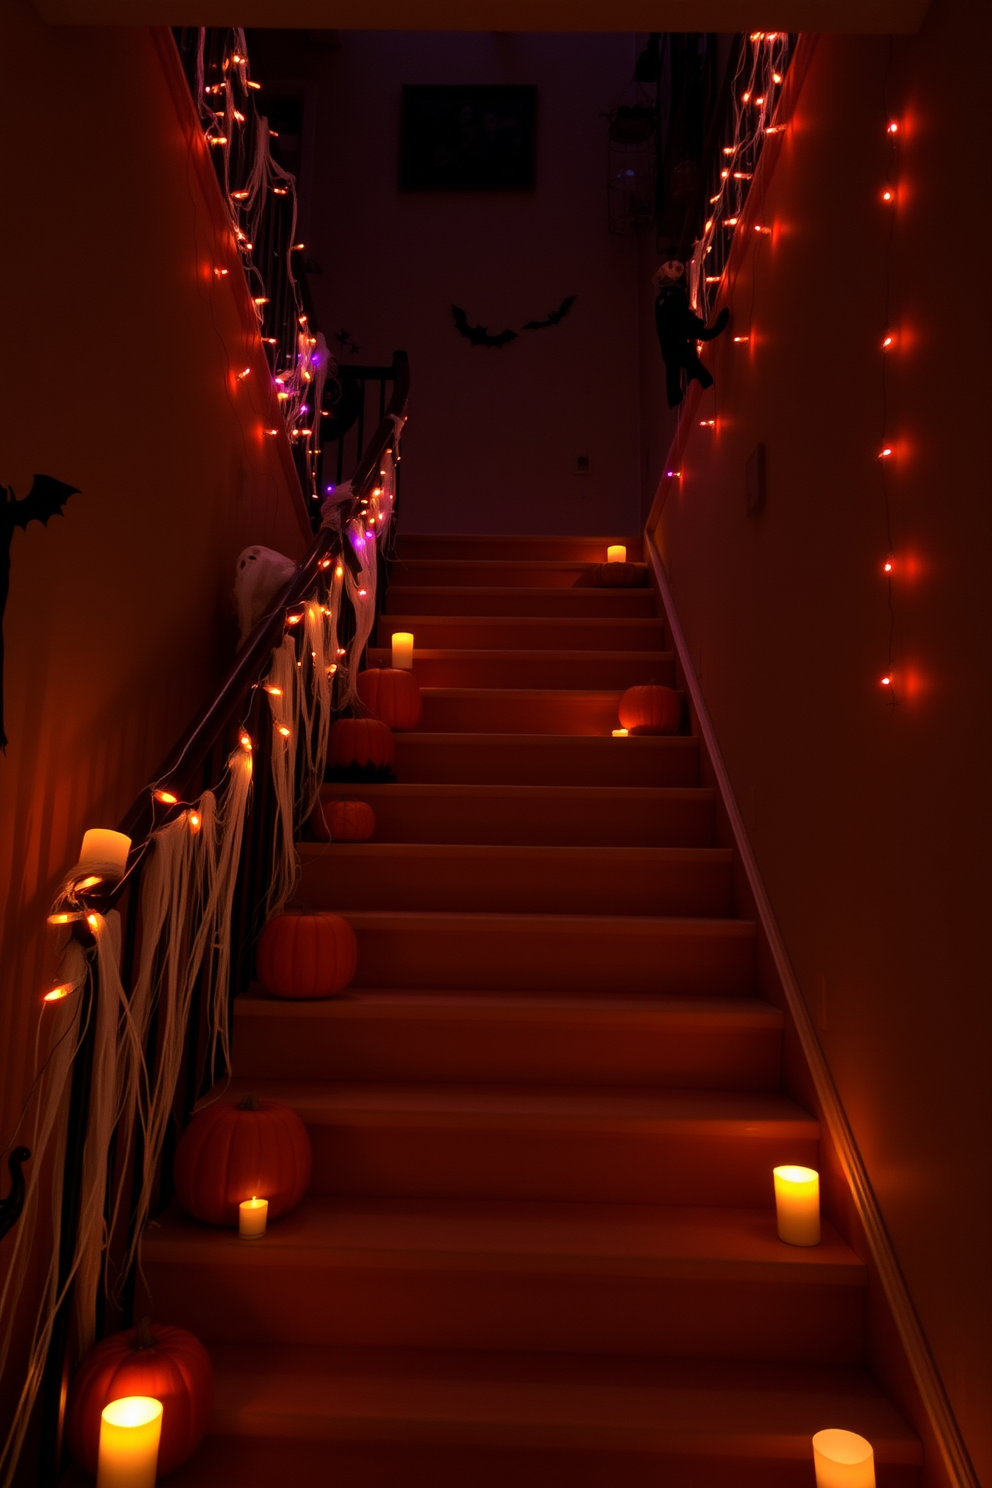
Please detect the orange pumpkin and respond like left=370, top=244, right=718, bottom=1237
left=66, top=1321, right=213, bottom=1477
left=618, top=684, right=682, bottom=735
left=175, top=1094, right=312, bottom=1225
left=576, top=561, right=648, bottom=588
left=357, top=667, right=422, bottom=730
left=327, top=717, right=396, bottom=781
left=257, top=911, right=358, bottom=999
left=309, top=798, right=376, bottom=842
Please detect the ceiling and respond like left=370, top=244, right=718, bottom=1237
left=32, top=0, right=932, bottom=32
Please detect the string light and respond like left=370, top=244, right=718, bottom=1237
left=733, top=334, right=750, bottom=343
left=236, top=367, right=251, bottom=380
left=239, top=732, right=253, bottom=753
left=75, top=875, right=103, bottom=891
left=887, top=120, right=899, bottom=135
left=43, top=984, right=73, bottom=1004
left=881, top=187, right=895, bottom=203
left=47, top=911, right=84, bottom=925
left=878, top=446, right=893, bottom=459
left=699, top=419, right=715, bottom=428
left=213, top=267, right=228, bottom=278
left=335, top=566, right=344, bottom=578
left=86, top=914, right=100, bottom=932
left=154, top=789, right=178, bottom=804
left=882, top=333, right=894, bottom=349
left=277, top=724, right=291, bottom=738
left=754, top=223, right=772, bottom=235
left=883, top=558, right=893, bottom=574
left=263, top=683, right=282, bottom=695
left=188, top=811, right=202, bottom=834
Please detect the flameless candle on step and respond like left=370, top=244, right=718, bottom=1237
left=607, top=545, right=626, bottom=563
left=391, top=632, right=414, bottom=669
left=239, top=1196, right=268, bottom=1239
left=612, top=728, right=629, bottom=737
left=812, top=1429, right=875, bottom=1488
left=96, top=1397, right=162, bottom=1488
left=78, top=829, right=131, bottom=880
left=773, top=1164, right=820, bottom=1245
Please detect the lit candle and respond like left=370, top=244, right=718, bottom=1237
left=96, top=1396, right=163, bottom=1488
left=773, top=1165, right=821, bottom=1246
left=612, top=728, right=629, bottom=737
left=607, top=545, right=626, bottom=563
left=391, top=632, right=414, bottom=669
left=79, top=829, right=131, bottom=879
left=813, top=1429, right=875, bottom=1488
left=239, top=1196, right=268, bottom=1239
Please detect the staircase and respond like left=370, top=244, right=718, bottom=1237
left=140, top=534, right=921, bottom=1487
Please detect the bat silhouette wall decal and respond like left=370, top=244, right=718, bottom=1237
left=451, top=295, right=577, bottom=349
left=522, top=295, right=577, bottom=332
left=0, top=474, right=82, bottom=751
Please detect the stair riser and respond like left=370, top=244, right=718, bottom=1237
left=232, top=1009, right=783, bottom=1089
left=140, top=1436, right=921, bottom=1488
left=295, top=851, right=732, bottom=917
left=143, top=1264, right=863, bottom=1363
left=416, top=690, right=624, bottom=735
left=391, top=561, right=629, bottom=588
left=345, top=919, right=754, bottom=997
left=305, top=1126, right=818, bottom=1205
left=394, top=737, right=699, bottom=788
left=377, top=618, right=666, bottom=651
left=322, top=787, right=715, bottom=848
left=385, top=587, right=657, bottom=617
left=394, top=537, right=644, bottom=562
left=367, top=650, right=675, bottom=690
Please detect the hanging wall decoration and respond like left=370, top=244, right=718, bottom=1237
left=451, top=295, right=577, bottom=349
left=522, top=295, right=577, bottom=332
left=0, top=475, right=80, bottom=749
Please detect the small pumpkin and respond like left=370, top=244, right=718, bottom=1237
left=618, top=684, right=682, bottom=735
left=309, top=798, right=376, bottom=842
left=65, top=1319, right=213, bottom=1477
left=174, top=1093, right=312, bottom=1226
left=575, top=561, right=648, bottom=589
left=327, top=717, right=396, bottom=781
left=257, top=910, right=358, bottom=999
left=357, top=667, right=422, bottom=731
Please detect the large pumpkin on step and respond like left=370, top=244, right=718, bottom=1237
left=357, top=667, right=422, bottom=730
left=618, top=684, right=682, bottom=735
left=65, top=1320, right=213, bottom=1477
left=576, top=561, right=648, bottom=588
left=174, top=1094, right=312, bottom=1227
left=327, top=717, right=396, bottom=781
left=309, top=798, right=376, bottom=842
left=257, top=910, right=358, bottom=999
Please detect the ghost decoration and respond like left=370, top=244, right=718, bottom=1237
left=234, top=545, right=296, bottom=646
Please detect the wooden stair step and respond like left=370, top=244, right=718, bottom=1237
left=377, top=615, right=666, bottom=652
left=294, top=843, right=733, bottom=917
left=215, top=1079, right=815, bottom=1204
left=414, top=688, right=629, bottom=736
left=339, top=910, right=753, bottom=996
left=317, top=783, right=715, bottom=847
left=385, top=585, right=657, bottom=618
left=114, top=1349, right=921, bottom=1488
left=141, top=1197, right=865, bottom=1362
left=392, top=733, right=699, bottom=787
left=394, top=534, right=644, bottom=562
left=232, top=991, right=784, bottom=1088
left=368, top=648, right=675, bottom=690
left=390, top=558, right=641, bottom=589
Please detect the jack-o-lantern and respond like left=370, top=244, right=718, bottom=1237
left=327, top=717, right=396, bottom=781
left=357, top=668, right=422, bottom=731
left=66, top=1320, right=213, bottom=1477
left=309, top=798, right=376, bottom=842
left=174, top=1094, right=312, bottom=1226
left=257, top=911, right=358, bottom=999
left=618, top=684, right=682, bottom=735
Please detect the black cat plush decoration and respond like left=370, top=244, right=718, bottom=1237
left=653, top=260, right=730, bottom=408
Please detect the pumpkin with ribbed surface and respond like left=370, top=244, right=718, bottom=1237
left=309, top=798, right=376, bottom=841
left=357, top=667, right=422, bottom=730
left=66, top=1320, right=213, bottom=1477
left=575, top=561, right=648, bottom=588
left=257, top=910, right=358, bottom=999
left=174, top=1094, right=312, bottom=1226
left=327, top=717, right=396, bottom=780
left=618, top=683, right=682, bottom=735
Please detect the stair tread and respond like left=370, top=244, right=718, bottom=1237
left=386, top=618, right=662, bottom=631
left=321, top=783, right=713, bottom=802
left=216, top=1078, right=814, bottom=1133
left=199, top=1345, right=920, bottom=1455
left=298, top=843, right=731, bottom=865
left=341, top=909, right=753, bottom=937
left=235, top=990, right=783, bottom=1023
left=369, top=647, right=674, bottom=662
left=144, top=1196, right=863, bottom=1281
left=396, top=732, right=695, bottom=747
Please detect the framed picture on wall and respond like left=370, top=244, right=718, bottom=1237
left=399, top=85, right=537, bottom=191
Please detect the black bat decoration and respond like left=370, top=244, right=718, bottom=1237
left=522, top=295, right=577, bottom=332
left=451, top=305, right=518, bottom=350
left=1, top=474, right=81, bottom=750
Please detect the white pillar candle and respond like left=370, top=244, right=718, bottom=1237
left=607, top=545, right=626, bottom=564
left=813, top=1429, right=875, bottom=1488
left=97, top=1397, right=163, bottom=1488
left=239, top=1196, right=268, bottom=1239
left=612, top=728, right=629, bottom=737
left=774, top=1165, right=821, bottom=1245
left=79, top=829, right=131, bottom=878
left=391, top=632, right=414, bottom=669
